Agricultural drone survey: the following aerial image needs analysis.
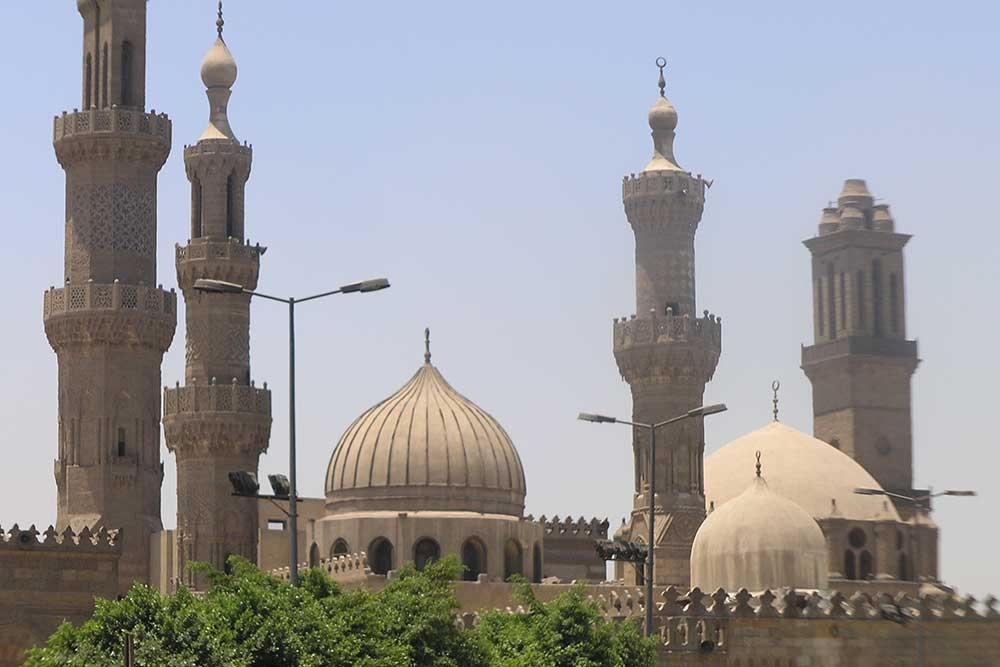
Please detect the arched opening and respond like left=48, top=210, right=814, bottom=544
left=85, top=54, right=93, bottom=109
left=308, top=543, right=320, bottom=568
left=120, top=41, right=134, bottom=107
left=369, top=538, right=393, bottom=576
left=826, top=262, right=836, bottom=338
left=116, top=428, right=126, bottom=457
left=839, top=272, right=847, bottom=330
left=461, top=538, right=487, bottom=582
left=330, top=539, right=349, bottom=558
left=856, top=270, right=865, bottom=329
left=503, top=539, right=523, bottom=581
left=532, top=543, right=543, bottom=583
left=872, top=258, right=883, bottom=336
left=101, top=42, right=108, bottom=108
left=859, top=550, right=873, bottom=580
left=889, top=274, right=900, bottom=333
left=225, top=173, right=236, bottom=238
left=191, top=178, right=203, bottom=238
left=844, top=550, right=856, bottom=580
left=848, top=527, right=867, bottom=549
left=816, top=278, right=824, bottom=337
left=413, top=538, right=441, bottom=572
left=898, top=553, right=909, bottom=581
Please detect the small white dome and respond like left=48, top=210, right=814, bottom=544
left=705, top=422, right=900, bottom=523
left=692, top=475, right=829, bottom=592
left=201, top=37, right=238, bottom=90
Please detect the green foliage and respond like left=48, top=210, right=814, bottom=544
left=25, top=556, right=654, bottom=667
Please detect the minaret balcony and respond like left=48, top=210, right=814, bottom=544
left=614, top=310, right=721, bottom=351
left=176, top=239, right=261, bottom=291
left=43, top=282, right=176, bottom=351
left=163, top=381, right=272, bottom=457
left=613, top=311, right=722, bottom=386
left=53, top=108, right=171, bottom=168
left=163, top=381, right=271, bottom=419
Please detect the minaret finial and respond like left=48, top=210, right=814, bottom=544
left=424, top=328, right=431, bottom=364
left=772, top=380, right=781, bottom=421
left=217, top=1, right=225, bottom=39
left=755, top=450, right=762, bottom=478
left=655, top=57, right=667, bottom=97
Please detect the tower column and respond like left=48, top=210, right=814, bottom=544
left=47, top=0, right=175, bottom=593
left=612, top=64, right=721, bottom=588
left=163, top=10, right=270, bottom=589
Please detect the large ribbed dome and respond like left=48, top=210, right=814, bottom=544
left=325, top=337, right=526, bottom=516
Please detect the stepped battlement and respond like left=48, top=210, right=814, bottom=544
left=0, top=524, right=119, bottom=552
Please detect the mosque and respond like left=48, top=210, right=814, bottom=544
left=1, top=2, right=997, bottom=666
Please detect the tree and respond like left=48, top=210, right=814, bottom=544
left=25, top=558, right=654, bottom=667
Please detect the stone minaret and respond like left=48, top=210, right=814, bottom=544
left=612, top=64, right=722, bottom=587
left=163, top=7, right=271, bottom=588
left=801, top=179, right=919, bottom=512
left=45, top=0, right=176, bottom=592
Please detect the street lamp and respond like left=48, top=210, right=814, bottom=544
left=578, top=402, right=727, bottom=636
left=852, top=486, right=976, bottom=667
left=196, top=276, right=390, bottom=586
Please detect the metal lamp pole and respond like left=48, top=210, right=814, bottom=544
left=579, top=402, right=727, bottom=637
left=196, top=277, right=390, bottom=586
left=854, top=487, right=976, bottom=667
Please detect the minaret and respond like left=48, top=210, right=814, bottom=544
left=801, top=179, right=919, bottom=512
left=45, top=0, right=176, bottom=592
left=162, top=4, right=272, bottom=588
left=612, top=62, right=722, bottom=587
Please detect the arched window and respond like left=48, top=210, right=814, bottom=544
left=330, top=539, right=349, bottom=558
left=116, top=428, right=126, bottom=457
left=872, top=259, right=883, bottom=336
left=503, top=539, right=523, bottom=581
left=461, top=538, right=487, bottom=582
left=816, top=278, right=824, bottom=337
left=898, top=553, right=909, bottom=581
left=848, top=527, right=867, bottom=549
left=826, top=263, right=836, bottom=338
left=859, top=550, right=873, bottom=580
left=532, top=543, right=543, bottom=583
left=101, top=42, right=108, bottom=108
left=225, top=173, right=236, bottom=238
left=856, top=270, right=865, bottom=329
left=120, top=41, right=134, bottom=107
left=85, top=54, right=93, bottom=109
left=369, top=538, right=393, bottom=575
left=191, top=177, right=203, bottom=238
left=308, top=543, right=320, bottom=568
left=844, top=550, right=856, bottom=580
left=839, top=272, right=847, bottom=330
left=413, top=538, right=441, bottom=572
left=889, top=274, right=900, bottom=333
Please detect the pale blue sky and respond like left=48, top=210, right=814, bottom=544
left=0, top=1, right=996, bottom=595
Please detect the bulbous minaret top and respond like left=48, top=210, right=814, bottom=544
left=200, top=2, right=239, bottom=141
left=644, top=58, right=682, bottom=172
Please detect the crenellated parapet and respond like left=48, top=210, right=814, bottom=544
left=613, top=310, right=722, bottom=386
left=176, top=238, right=262, bottom=292
left=533, top=515, right=610, bottom=539
left=622, top=171, right=707, bottom=232
left=0, top=524, right=120, bottom=552
left=53, top=108, right=172, bottom=169
left=43, top=282, right=176, bottom=352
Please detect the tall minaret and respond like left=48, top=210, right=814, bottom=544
left=45, top=0, right=176, bottom=592
left=163, top=4, right=271, bottom=589
left=801, top=179, right=919, bottom=511
left=612, top=62, right=722, bottom=587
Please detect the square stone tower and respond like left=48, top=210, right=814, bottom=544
left=801, top=179, right=920, bottom=511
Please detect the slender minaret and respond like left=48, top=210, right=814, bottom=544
left=801, top=179, right=919, bottom=512
left=612, top=62, right=722, bottom=587
left=163, top=4, right=271, bottom=588
left=45, top=0, right=175, bottom=592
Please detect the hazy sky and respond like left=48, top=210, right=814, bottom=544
left=1, top=1, right=996, bottom=596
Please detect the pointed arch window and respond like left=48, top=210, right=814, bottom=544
left=889, top=274, right=900, bottom=333
left=872, top=259, right=883, bottom=336
left=331, top=539, right=349, bottom=558
left=826, top=263, right=836, bottom=338
left=816, top=278, right=825, bottom=337
left=369, top=537, right=393, bottom=576
left=503, top=539, right=523, bottom=581
left=120, top=41, right=134, bottom=107
left=191, top=177, right=203, bottom=239
left=226, top=173, right=236, bottom=238
left=101, top=43, right=109, bottom=108
left=532, top=543, right=543, bottom=583
left=859, top=550, right=873, bottom=580
left=85, top=54, right=93, bottom=109
left=856, top=270, right=865, bottom=330
left=116, top=427, right=126, bottom=457
left=461, top=538, right=487, bottom=582
left=844, top=550, right=856, bottom=580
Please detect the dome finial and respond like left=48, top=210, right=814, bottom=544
left=755, top=450, right=762, bottom=478
left=772, top=380, right=781, bottom=422
left=424, top=327, right=431, bottom=364
left=656, top=57, right=667, bottom=97
left=217, top=1, right=225, bottom=39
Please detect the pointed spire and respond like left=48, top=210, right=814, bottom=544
left=424, top=328, right=432, bottom=364
left=217, top=1, right=225, bottom=39
left=772, top=380, right=781, bottom=421
left=199, top=1, right=239, bottom=140
left=656, top=57, right=667, bottom=97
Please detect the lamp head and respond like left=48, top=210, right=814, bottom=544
left=228, top=471, right=260, bottom=497
left=194, top=278, right=245, bottom=294
left=689, top=403, right=727, bottom=418
left=340, top=278, right=390, bottom=294
left=578, top=412, right=617, bottom=424
left=942, top=490, right=977, bottom=497
left=268, top=474, right=291, bottom=498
